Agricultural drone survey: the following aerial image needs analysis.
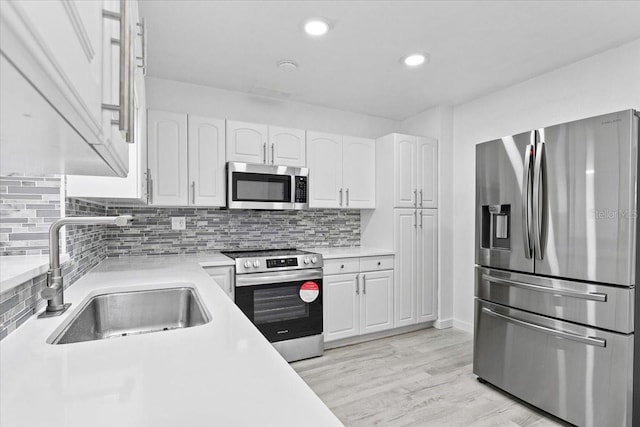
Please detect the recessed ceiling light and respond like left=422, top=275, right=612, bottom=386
left=277, top=60, right=298, bottom=72
left=402, top=53, right=428, bottom=67
left=304, top=19, right=330, bottom=36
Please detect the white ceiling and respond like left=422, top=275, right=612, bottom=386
left=139, top=1, right=640, bottom=121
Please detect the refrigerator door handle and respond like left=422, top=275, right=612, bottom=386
left=482, top=307, right=606, bottom=347
left=481, top=274, right=608, bottom=302
left=533, top=140, right=546, bottom=260
left=522, top=139, right=534, bottom=259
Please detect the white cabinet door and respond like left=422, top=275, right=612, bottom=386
left=188, top=116, right=226, bottom=206
left=343, top=136, right=375, bottom=209
left=148, top=110, right=188, bottom=206
left=204, top=266, right=234, bottom=300
left=394, top=135, right=417, bottom=208
left=269, top=126, right=306, bottom=167
left=394, top=209, right=417, bottom=327
left=226, top=120, right=268, bottom=164
left=324, top=273, right=359, bottom=342
left=360, top=270, right=394, bottom=334
left=307, top=132, right=343, bottom=208
left=417, top=137, right=438, bottom=208
left=417, top=210, right=438, bottom=322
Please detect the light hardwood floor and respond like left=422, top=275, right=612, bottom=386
left=292, top=328, right=567, bottom=427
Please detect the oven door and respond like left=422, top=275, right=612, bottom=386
left=235, top=269, right=323, bottom=343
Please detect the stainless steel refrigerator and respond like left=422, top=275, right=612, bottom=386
left=474, top=109, right=638, bottom=427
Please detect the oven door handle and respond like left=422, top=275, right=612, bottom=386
left=235, top=269, right=323, bottom=287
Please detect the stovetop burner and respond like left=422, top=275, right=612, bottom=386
left=221, top=248, right=311, bottom=259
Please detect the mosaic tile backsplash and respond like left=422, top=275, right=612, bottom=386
left=105, top=206, right=360, bottom=256
left=0, top=176, right=63, bottom=256
left=0, top=196, right=107, bottom=340
left=1, top=172, right=361, bottom=340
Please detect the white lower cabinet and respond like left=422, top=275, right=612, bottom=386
left=394, top=209, right=438, bottom=328
left=324, top=256, right=394, bottom=342
left=203, top=266, right=234, bottom=300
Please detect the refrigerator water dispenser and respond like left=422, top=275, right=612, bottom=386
left=481, top=205, right=511, bottom=250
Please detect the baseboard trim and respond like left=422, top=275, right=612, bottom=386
left=325, top=321, right=434, bottom=350
left=434, top=318, right=453, bottom=329
left=453, top=318, right=474, bottom=334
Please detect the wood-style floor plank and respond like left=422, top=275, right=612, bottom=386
left=292, top=328, right=566, bottom=427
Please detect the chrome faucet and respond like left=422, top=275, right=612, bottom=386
left=38, top=215, right=133, bottom=318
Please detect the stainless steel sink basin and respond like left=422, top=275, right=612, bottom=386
left=51, top=287, right=210, bottom=344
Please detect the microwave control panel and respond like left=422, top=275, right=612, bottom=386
left=295, top=176, right=308, bottom=203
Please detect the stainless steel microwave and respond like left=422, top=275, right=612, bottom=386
left=226, top=162, right=309, bottom=210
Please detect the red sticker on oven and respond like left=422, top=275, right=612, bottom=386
left=299, top=281, right=320, bottom=303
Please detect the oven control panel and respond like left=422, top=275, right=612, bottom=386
left=267, top=257, right=299, bottom=268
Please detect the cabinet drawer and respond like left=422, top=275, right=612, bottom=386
left=360, top=255, right=394, bottom=272
left=324, top=258, right=360, bottom=275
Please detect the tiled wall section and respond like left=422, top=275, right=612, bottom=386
left=0, top=198, right=107, bottom=340
left=0, top=176, right=62, bottom=256
left=105, top=206, right=360, bottom=256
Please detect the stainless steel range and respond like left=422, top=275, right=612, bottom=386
left=222, top=249, right=324, bottom=362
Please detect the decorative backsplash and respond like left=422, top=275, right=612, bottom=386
left=0, top=176, right=62, bottom=256
left=0, top=197, right=107, bottom=340
left=105, top=206, right=361, bottom=257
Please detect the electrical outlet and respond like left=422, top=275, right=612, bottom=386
left=171, top=217, right=186, bottom=230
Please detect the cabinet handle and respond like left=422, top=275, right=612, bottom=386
left=414, top=189, right=417, bottom=207
left=191, top=181, right=196, bottom=204
left=271, top=143, right=275, bottom=164
left=420, top=211, right=423, bottom=228
left=263, top=143, right=267, bottom=164
left=420, top=189, right=423, bottom=207
left=414, top=210, right=417, bottom=228
left=362, top=274, right=366, bottom=294
left=346, top=188, right=349, bottom=206
left=339, top=188, right=343, bottom=206
left=355, top=274, right=360, bottom=295
left=135, top=20, right=146, bottom=75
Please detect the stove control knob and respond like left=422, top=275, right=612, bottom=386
left=311, top=256, right=318, bottom=264
left=253, top=260, right=260, bottom=268
left=244, top=261, right=252, bottom=269
left=303, top=257, right=310, bottom=264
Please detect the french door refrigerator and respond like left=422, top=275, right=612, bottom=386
left=474, top=109, right=638, bottom=427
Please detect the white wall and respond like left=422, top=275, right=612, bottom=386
left=451, top=38, right=640, bottom=332
left=401, top=106, right=454, bottom=328
left=146, top=77, right=401, bottom=138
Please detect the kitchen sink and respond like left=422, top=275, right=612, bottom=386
left=51, top=287, right=210, bottom=344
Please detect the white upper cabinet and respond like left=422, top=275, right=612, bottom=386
left=148, top=110, right=189, bottom=206
left=226, top=121, right=268, bottom=164
left=342, top=136, right=376, bottom=209
left=268, top=126, right=306, bottom=167
left=307, top=132, right=375, bottom=209
left=227, top=121, right=306, bottom=167
left=0, top=0, right=141, bottom=176
left=417, top=138, right=438, bottom=208
left=188, top=116, right=226, bottom=206
left=395, top=135, right=418, bottom=208
left=148, top=110, right=225, bottom=207
left=389, top=134, right=438, bottom=208
left=307, top=132, right=343, bottom=208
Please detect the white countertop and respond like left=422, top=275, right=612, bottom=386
left=0, top=254, right=70, bottom=293
left=309, top=246, right=395, bottom=259
left=0, top=257, right=342, bottom=427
